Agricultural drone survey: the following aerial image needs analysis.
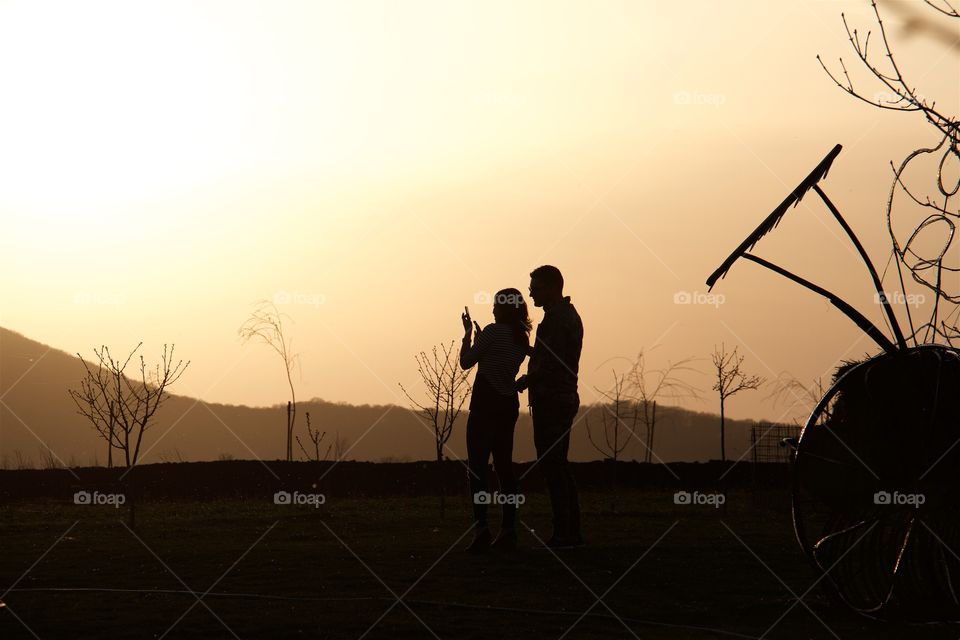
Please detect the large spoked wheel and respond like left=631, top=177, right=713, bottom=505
left=791, top=344, right=960, bottom=622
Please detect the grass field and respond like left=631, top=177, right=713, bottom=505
left=0, top=488, right=955, bottom=639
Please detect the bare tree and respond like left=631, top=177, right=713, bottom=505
left=817, top=1, right=957, bottom=141
left=239, top=301, right=300, bottom=461
left=711, top=344, right=764, bottom=462
left=625, top=349, right=701, bottom=463
left=331, top=430, right=351, bottom=462
left=818, top=1, right=960, bottom=346
left=7, top=450, right=29, bottom=470
left=586, top=369, right=637, bottom=513
left=38, top=447, right=62, bottom=470
left=69, top=343, right=189, bottom=468
left=296, top=411, right=332, bottom=462
left=68, top=346, right=120, bottom=467
left=587, top=370, right=634, bottom=461
left=767, top=373, right=827, bottom=427
left=399, top=341, right=471, bottom=518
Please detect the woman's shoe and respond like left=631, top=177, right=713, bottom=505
left=491, top=529, right=517, bottom=550
left=465, top=528, right=492, bottom=553
left=544, top=534, right=582, bottom=549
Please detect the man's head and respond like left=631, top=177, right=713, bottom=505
left=528, top=265, right=564, bottom=308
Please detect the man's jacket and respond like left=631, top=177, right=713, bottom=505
left=527, top=296, right=583, bottom=407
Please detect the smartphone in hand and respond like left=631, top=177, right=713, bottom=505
left=462, top=306, right=472, bottom=335
left=462, top=306, right=480, bottom=337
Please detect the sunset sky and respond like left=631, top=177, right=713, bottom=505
left=1, top=0, right=957, bottom=426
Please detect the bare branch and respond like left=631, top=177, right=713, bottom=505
left=69, top=343, right=189, bottom=467
left=239, top=300, right=299, bottom=460
left=711, top=344, right=763, bottom=462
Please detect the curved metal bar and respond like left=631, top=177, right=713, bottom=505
left=740, top=253, right=897, bottom=354
left=812, top=184, right=908, bottom=350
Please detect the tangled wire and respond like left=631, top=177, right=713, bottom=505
left=817, top=1, right=960, bottom=345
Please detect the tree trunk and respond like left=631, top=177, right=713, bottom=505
left=648, top=401, right=657, bottom=464
left=720, top=399, right=726, bottom=462
left=286, top=401, right=293, bottom=462
left=610, top=455, right=617, bottom=513
left=125, top=468, right=136, bottom=529
left=436, top=443, right=446, bottom=519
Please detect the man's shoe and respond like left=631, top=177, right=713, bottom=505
left=465, top=529, right=491, bottom=553
left=544, top=535, right=579, bottom=549
left=491, top=529, right=517, bottom=550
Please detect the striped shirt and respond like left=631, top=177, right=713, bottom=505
left=459, top=323, right=529, bottom=396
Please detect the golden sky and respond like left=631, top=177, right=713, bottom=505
left=1, top=0, right=957, bottom=424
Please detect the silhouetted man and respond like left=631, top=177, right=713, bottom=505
left=516, top=265, right=583, bottom=548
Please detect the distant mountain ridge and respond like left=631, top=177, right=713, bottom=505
left=0, top=326, right=774, bottom=467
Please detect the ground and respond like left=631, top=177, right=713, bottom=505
left=0, top=487, right=955, bottom=639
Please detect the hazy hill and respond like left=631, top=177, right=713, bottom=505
left=0, top=326, right=776, bottom=468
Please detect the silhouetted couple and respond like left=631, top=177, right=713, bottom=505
left=459, top=265, right=584, bottom=552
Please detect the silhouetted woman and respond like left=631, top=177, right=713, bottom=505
left=459, top=288, right=532, bottom=552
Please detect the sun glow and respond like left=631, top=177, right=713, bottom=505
left=0, top=1, right=372, bottom=228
